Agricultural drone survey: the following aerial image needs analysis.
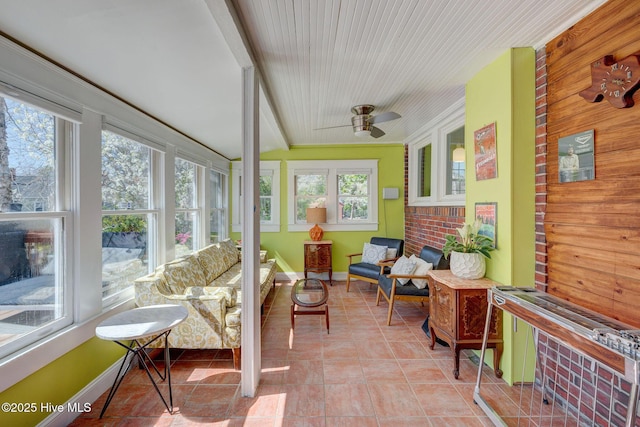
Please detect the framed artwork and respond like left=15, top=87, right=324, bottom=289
left=475, top=202, right=497, bottom=248
left=558, top=129, right=595, bottom=183
left=474, top=122, right=497, bottom=181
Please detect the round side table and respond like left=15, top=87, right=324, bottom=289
left=290, top=278, right=329, bottom=333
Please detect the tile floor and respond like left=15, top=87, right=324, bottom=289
left=70, top=280, right=573, bottom=426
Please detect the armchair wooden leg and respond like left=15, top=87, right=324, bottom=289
left=232, top=347, right=241, bottom=370
left=386, top=299, right=395, bottom=326
left=386, top=280, right=398, bottom=326
left=375, top=286, right=382, bottom=306
left=346, top=275, right=351, bottom=292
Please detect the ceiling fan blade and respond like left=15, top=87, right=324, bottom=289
left=368, top=111, right=401, bottom=124
left=370, top=126, right=385, bottom=138
left=313, top=124, right=351, bottom=130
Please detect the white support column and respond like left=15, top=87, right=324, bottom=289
left=240, top=66, right=261, bottom=396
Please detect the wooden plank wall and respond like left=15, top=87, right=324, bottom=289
left=545, top=0, right=640, bottom=326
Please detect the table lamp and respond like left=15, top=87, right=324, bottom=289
left=306, top=207, right=327, bottom=241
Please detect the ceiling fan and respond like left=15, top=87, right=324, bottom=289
left=315, top=104, right=401, bottom=138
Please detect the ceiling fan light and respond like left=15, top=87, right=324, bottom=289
left=355, top=129, right=371, bottom=137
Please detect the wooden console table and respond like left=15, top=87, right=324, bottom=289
left=304, top=240, right=332, bottom=285
left=427, top=270, right=503, bottom=379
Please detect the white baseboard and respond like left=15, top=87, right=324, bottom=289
left=37, top=353, right=132, bottom=427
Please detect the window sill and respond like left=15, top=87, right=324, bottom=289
left=0, top=298, right=135, bottom=394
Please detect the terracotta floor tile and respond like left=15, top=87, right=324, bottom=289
left=325, top=383, right=375, bottom=416
left=71, top=281, right=574, bottom=426
left=323, top=359, right=365, bottom=384
left=281, top=384, right=325, bottom=417
left=367, top=383, right=425, bottom=417
left=411, top=383, right=476, bottom=417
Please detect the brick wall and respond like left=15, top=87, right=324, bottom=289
left=534, top=48, right=548, bottom=292
left=403, top=144, right=465, bottom=256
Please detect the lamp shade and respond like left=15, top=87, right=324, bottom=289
left=306, top=207, right=326, bottom=224
left=306, top=207, right=327, bottom=241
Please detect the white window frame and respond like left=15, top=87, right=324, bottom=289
left=208, top=168, right=228, bottom=243
left=287, top=159, right=379, bottom=232
left=174, top=156, right=204, bottom=252
left=0, top=106, right=73, bottom=360
left=0, top=35, right=232, bottom=390
left=407, top=98, right=465, bottom=207
left=231, top=160, right=280, bottom=232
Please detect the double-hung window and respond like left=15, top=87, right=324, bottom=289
left=209, top=169, right=227, bottom=243
left=231, top=161, right=280, bottom=232
left=0, top=96, right=72, bottom=359
left=287, top=160, right=378, bottom=232
left=101, top=129, right=157, bottom=303
left=175, top=157, right=202, bottom=256
left=407, top=99, right=465, bottom=206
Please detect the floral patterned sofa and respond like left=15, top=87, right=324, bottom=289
left=134, top=239, right=277, bottom=369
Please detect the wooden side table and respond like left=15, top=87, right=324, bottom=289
left=426, top=270, right=503, bottom=379
left=304, top=240, right=332, bottom=285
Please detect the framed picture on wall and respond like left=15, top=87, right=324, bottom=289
left=475, top=202, right=497, bottom=248
left=558, top=129, right=595, bottom=183
left=474, top=122, right=497, bottom=181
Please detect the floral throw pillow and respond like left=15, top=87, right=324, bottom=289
left=409, top=254, right=433, bottom=289
left=390, top=255, right=417, bottom=285
left=361, top=243, right=388, bottom=265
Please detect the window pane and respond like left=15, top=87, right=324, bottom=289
left=0, top=219, right=62, bottom=346
left=260, top=175, right=272, bottom=196
left=210, top=170, right=225, bottom=243
left=101, top=214, right=148, bottom=299
left=210, top=209, right=223, bottom=243
left=295, top=174, right=326, bottom=196
left=210, top=170, right=223, bottom=209
left=340, top=197, right=369, bottom=220
left=2, top=98, right=55, bottom=212
left=175, top=158, right=196, bottom=209
left=419, top=145, right=431, bottom=197
left=446, top=126, right=465, bottom=195
left=338, top=174, right=368, bottom=196
left=295, top=174, right=326, bottom=221
left=175, top=211, right=195, bottom=257
left=260, top=197, right=272, bottom=221
left=101, top=131, right=149, bottom=210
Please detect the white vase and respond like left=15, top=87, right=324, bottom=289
left=450, top=251, right=486, bottom=279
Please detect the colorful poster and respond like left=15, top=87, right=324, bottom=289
left=558, top=129, right=595, bottom=183
left=475, top=202, right=497, bottom=248
left=474, top=123, right=497, bottom=181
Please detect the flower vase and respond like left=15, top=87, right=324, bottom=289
left=450, top=251, right=486, bottom=279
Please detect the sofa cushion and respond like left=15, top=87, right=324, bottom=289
left=219, top=239, right=240, bottom=271
left=361, top=243, right=388, bottom=264
left=161, top=254, right=206, bottom=294
left=195, top=244, right=227, bottom=283
left=419, top=245, right=449, bottom=270
left=378, top=273, right=430, bottom=297
left=390, top=255, right=417, bottom=285
left=409, top=254, right=433, bottom=289
left=371, top=237, right=404, bottom=258
left=349, top=262, right=384, bottom=280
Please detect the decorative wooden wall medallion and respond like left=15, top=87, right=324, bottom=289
left=579, top=54, right=640, bottom=108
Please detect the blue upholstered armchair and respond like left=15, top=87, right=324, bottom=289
left=376, top=245, right=449, bottom=325
left=345, top=237, right=404, bottom=292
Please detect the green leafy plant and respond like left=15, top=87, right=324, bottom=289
left=442, top=220, right=495, bottom=259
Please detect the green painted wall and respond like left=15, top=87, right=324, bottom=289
left=231, top=144, right=406, bottom=274
left=465, top=48, right=536, bottom=385
left=0, top=337, right=124, bottom=425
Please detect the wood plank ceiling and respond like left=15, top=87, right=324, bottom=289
left=232, top=0, right=608, bottom=146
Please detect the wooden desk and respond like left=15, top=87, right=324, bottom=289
left=304, top=240, right=332, bottom=285
left=427, top=270, right=503, bottom=379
